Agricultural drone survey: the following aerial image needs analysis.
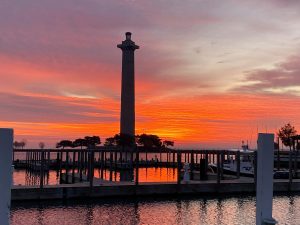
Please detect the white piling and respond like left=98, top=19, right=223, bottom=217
left=256, top=133, right=277, bottom=225
left=0, top=128, right=13, bottom=225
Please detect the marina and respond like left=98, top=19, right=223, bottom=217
left=2, top=2, right=300, bottom=223
left=10, top=147, right=300, bottom=201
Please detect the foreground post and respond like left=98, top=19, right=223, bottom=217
left=256, top=133, right=277, bottom=225
left=0, top=128, right=13, bottom=225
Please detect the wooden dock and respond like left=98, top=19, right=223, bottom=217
left=11, top=178, right=300, bottom=201
left=11, top=147, right=300, bottom=200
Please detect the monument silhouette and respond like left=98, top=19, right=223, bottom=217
left=117, top=32, right=139, bottom=137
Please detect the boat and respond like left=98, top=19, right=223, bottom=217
left=209, top=141, right=292, bottom=178
left=209, top=141, right=255, bottom=177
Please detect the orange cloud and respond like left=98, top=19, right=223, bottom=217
left=4, top=92, right=300, bottom=149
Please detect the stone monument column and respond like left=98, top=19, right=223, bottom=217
left=117, top=32, right=139, bottom=136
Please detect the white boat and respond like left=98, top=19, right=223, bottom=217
left=209, top=142, right=255, bottom=177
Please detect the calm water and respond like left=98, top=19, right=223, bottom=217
left=13, top=151, right=180, bottom=185
left=13, top=167, right=178, bottom=186
left=10, top=194, right=300, bottom=225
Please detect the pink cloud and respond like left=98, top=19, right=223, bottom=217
left=233, top=54, right=300, bottom=94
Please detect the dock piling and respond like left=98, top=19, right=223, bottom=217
left=177, top=152, right=181, bottom=185
left=0, top=128, right=13, bottom=225
left=217, top=152, right=221, bottom=184
left=135, top=149, right=139, bottom=185
left=236, top=151, right=240, bottom=179
left=256, top=133, right=277, bottom=225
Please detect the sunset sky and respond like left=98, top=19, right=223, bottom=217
left=1, top=0, right=300, bottom=148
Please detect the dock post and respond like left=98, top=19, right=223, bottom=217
left=236, top=151, right=240, bottom=179
left=31, top=151, right=34, bottom=169
left=47, top=150, right=50, bottom=167
left=256, top=133, right=277, bottom=225
left=25, top=150, right=28, bottom=168
left=135, top=148, right=139, bottom=185
left=79, top=150, right=83, bottom=181
left=40, top=150, right=44, bottom=189
left=100, top=150, right=104, bottom=179
left=72, top=150, right=76, bottom=183
left=119, top=148, right=123, bottom=166
left=217, top=152, right=221, bottom=184
left=0, top=128, right=13, bottom=225
left=56, top=151, right=60, bottom=165
left=190, top=152, right=194, bottom=180
left=166, top=150, right=168, bottom=164
left=59, top=151, right=63, bottom=183
left=277, top=137, right=280, bottom=171
left=114, top=149, right=117, bottom=169
left=173, top=152, right=175, bottom=166
left=29, top=151, right=32, bottom=170
left=89, top=150, right=94, bottom=188
left=220, top=151, right=224, bottom=179
left=289, top=147, right=293, bottom=190
left=293, top=139, right=297, bottom=175
left=109, top=151, right=113, bottom=181
left=205, top=152, right=208, bottom=172
left=177, top=152, right=181, bottom=185
left=33, top=151, right=36, bottom=170
left=87, top=149, right=90, bottom=181
left=254, top=151, right=257, bottom=189
left=159, top=151, right=162, bottom=165
left=145, top=149, right=148, bottom=166
left=66, top=150, right=69, bottom=183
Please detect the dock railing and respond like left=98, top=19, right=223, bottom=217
left=13, top=147, right=291, bottom=189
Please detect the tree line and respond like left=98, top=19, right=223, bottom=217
left=13, top=140, right=27, bottom=149
left=56, top=134, right=174, bottom=149
left=16, top=123, right=297, bottom=150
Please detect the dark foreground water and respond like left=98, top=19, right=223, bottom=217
left=10, top=194, right=300, bottom=225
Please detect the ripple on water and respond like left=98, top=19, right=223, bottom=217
left=10, top=195, right=300, bottom=225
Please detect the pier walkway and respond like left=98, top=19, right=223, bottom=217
left=11, top=147, right=300, bottom=201
left=11, top=178, right=300, bottom=201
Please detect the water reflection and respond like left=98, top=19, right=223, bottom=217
left=10, top=195, right=300, bottom=225
left=13, top=167, right=178, bottom=186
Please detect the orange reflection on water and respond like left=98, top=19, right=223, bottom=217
left=13, top=167, right=177, bottom=186
left=138, top=167, right=177, bottom=183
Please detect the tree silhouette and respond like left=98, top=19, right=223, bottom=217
left=39, top=142, right=45, bottom=149
left=56, top=140, right=73, bottom=149
left=13, top=140, right=27, bottom=149
left=163, top=140, right=174, bottom=148
left=104, top=137, right=116, bottom=147
left=277, top=123, right=297, bottom=147
left=73, top=138, right=88, bottom=149
left=20, top=140, right=26, bottom=149
left=84, top=136, right=101, bottom=148
left=13, top=141, right=20, bottom=149
left=114, top=133, right=135, bottom=147
left=136, top=134, right=162, bottom=148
